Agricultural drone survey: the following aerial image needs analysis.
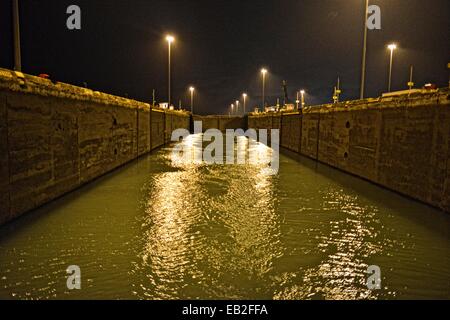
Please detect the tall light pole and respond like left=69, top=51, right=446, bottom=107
left=189, top=86, right=195, bottom=114
left=360, top=0, right=369, bottom=99
left=235, top=100, right=240, bottom=115
left=242, top=93, right=247, bottom=115
left=261, top=68, right=267, bottom=109
left=408, top=65, right=414, bottom=92
left=300, top=90, right=305, bottom=109
left=231, top=104, right=235, bottom=115
left=165, top=35, right=175, bottom=106
left=12, top=0, right=21, bottom=71
left=387, top=43, right=397, bottom=92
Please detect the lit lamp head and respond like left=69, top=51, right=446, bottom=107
left=300, top=90, right=305, bottom=95
left=388, top=43, right=397, bottom=51
left=261, top=68, right=268, bottom=75
left=166, top=35, right=175, bottom=44
left=243, top=93, right=247, bottom=98
left=189, top=86, right=195, bottom=93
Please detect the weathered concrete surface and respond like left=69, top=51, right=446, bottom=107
left=165, top=112, right=173, bottom=144
left=151, top=109, right=165, bottom=149
left=376, top=95, right=450, bottom=212
left=193, top=115, right=245, bottom=132
left=301, top=112, right=320, bottom=160
left=172, top=111, right=190, bottom=131
left=7, top=93, right=75, bottom=217
left=271, top=114, right=281, bottom=131
left=164, top=110, right=190, bottom=143
left=347, top=107, right=381, bottom=182
left=281, top=113, right=302, bottom=152
left=248, top=114, right=272, bottom=131
left=193, top=115, right=219, bottom=131
left=0, top=90, right=9, bottom=224
left=78, top=102, right=138, bottom=185
left=0, top=68, right=190, bottom=224
left=249, top=89, right=450, bottom=212
left=138, top=106, right=151, bottom=156
left=218, top=116, right=246, bottom=131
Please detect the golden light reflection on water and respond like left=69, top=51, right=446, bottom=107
left=1, top=134, right=449, bottom=300
left=130, top=134, right=450, bottom=300
left=135, top=134, right=283, bottom=299
left=274, top=191, right=385, bottom=300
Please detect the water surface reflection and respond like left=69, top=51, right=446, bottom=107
left=0, top=134, right=449, bottom=299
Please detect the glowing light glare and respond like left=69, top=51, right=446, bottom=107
left=243, top=93, right=247, bottom=98
left=388, top=43, right=397, bottom=51
left=189, top=86, right=195, bottom=92
left=166, top=35, right=175, bottom=43
left=300, top=90, right=305, bottom=94
left=261, top=68, right=268, bottom=75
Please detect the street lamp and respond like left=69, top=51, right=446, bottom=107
left=261, top=68, right=268, bottom=109
left=387, top=43, right=397, bottom=92
left=360, top=0, right=369, bottom=99
left=165, top=35, right=175, bottom=106
left=12, top=0, right=21, bottom=71
left=235, top=100, right=240, bottom=115
left=231, top=104, right=235, bottom=115
left=300, top=90, right=305, bottom=109
left=189, top=86, right=195, bottom=114
left=242, top=93, right=247, bottom=115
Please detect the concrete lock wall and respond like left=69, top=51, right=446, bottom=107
left=0, top=89, right=8, bottom=222
left=193, top=115, right=246, bottom=132
left=1, top=65, right=448, bottom=224
left=0, top=68, right=190, bottom=225
left=249, top=89, right=450, bottom=213
left=281, top=113, right=302, bottom=153
left=165, top=110, right=190, bottom=144
left=151, top=109, right=165, bottom=149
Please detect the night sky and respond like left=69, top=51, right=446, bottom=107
left=1, top=0, right=449, bottom=114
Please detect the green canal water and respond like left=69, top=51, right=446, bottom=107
left=0, top=134, right=449, bottom=300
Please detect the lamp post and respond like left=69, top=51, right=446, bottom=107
left=296, top=91, right=300, bottom=110
left=300, top=90, right=305, bottom=109
left=165, top=35, right=175, bottom=106
left=235, top=100, right=240, bottom=115
left=231, top=104, right=235, bottom=115
left=12, top=0, right=21, bottom=71
left=387, top=43, right=397, bottom=92
left=189, top=86, right=195, bottom=114
left=333, top=77, right=342, bottom=103
left=242, top=93, right=247, bottom=115
left=360, top=0, right=369, bottom=99
left=261, top=68, right=267, bottom=109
